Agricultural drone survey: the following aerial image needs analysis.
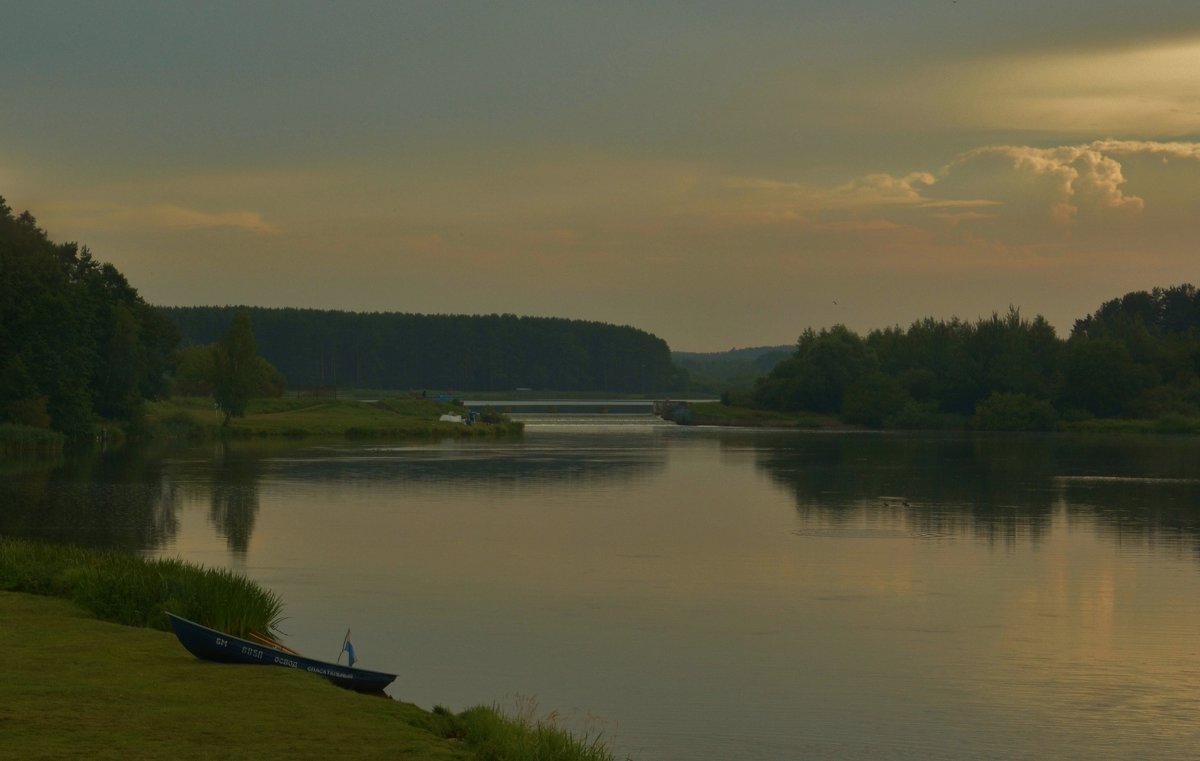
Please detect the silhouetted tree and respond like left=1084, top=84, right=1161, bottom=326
left=212, top=311, right=260, bottom=425
left=0, top=196, right=177, bottom=439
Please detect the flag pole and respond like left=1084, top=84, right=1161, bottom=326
left=337, top=628, right=351, bottom=665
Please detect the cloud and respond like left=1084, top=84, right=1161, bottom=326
left=1090, top=139, right=1200, bottom=160
left=668, top=138, right=1200, bottom=278
left=938, top=143, right=1146, bottom=224
left=832, top=172, right=937, bottom=206
left=141, top=205, right=280, bottom=235
left=47, top=202, right=280, bottom=235
left=743, top=139, right=1199, bottom=228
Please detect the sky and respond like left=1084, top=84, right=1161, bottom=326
left=3, top=2, right=1199, bottom=351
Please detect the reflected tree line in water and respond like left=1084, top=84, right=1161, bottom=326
left=0, top=442, right=264, bottom=557
left=752, top=433, right=1200, bottom=557
left=251, top=442, right=665, bottom=492
left=0, top=440, right=664, bottom=555
left=6, top=433, right=1200, bottom=561
left=1, top=446, right=181, bottom=551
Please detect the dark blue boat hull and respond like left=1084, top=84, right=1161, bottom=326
left=166, top=613, right=396, bottom=693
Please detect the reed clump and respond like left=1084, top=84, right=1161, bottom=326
left=0, top=537, right=284, bottom=638
left=430, top=698, right=623, bottom=761
left=0, top=423, right=66, bottom=456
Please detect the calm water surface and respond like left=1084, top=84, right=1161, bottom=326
left=6, top=417, right=1200, bottom=760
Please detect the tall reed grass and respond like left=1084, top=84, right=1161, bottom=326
left=0, top=537, right=284, bottom=638
left=0, top=423, right=65, bottom=456
left=431, top=697, right=623, bottom=761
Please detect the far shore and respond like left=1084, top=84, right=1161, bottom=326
left=140, top=396, right=524, bottom=441
left=663, top=401, right=1200, bottom=434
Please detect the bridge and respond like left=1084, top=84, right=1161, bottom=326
left=462, top=399, right=715, bottom=416
left=463, top=399, right=655, bottom=415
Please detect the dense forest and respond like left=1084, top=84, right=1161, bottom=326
left=0, top=198, right=177, bottom=440
left=162, top=307, right=687, bottom=393
left=748, top=285, right=1200, bottom=430
left=7, top=191, right=1200, bottom=439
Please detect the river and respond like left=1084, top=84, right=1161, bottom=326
left=5, top=417, right=1200, bottom=760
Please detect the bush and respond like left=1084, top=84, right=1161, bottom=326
left=0, top=423, right=65, bottom=456
left=841, top=373, right=911, bottom=427
left=719, top=388, right=755, bottom=407
left=883, top=401, right=965, bottom=430
left=1124, top=383, right=1200, bottom=419
left=972, top=392, right=1058, bottom=431
left=1152, top=414, right=1200, bottom=434
left=432, top=698, right=618, bottom=761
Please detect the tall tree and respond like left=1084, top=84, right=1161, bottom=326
left=754, top=325, right=877, bottom=412
left=212, top=311, right=259, bottom=425
left=0, top=197, right=176, bottom=439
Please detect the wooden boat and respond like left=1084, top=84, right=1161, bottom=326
left=166, top=612, right=397, bottom=693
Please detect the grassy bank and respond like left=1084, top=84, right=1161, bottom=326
left=142, top=397, right=524, bottom=440
left=1, top=591, right=472, bottom=761
left=0, top=537, right=284, bottom=637
left=680, top=402, right=841, bottom=428
left=1060, top=414, right=1200, bottom=435
left=682, top=402, right=1200, bottom=435
left=0, top=539, right=622, bottom=761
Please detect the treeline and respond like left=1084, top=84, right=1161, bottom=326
left=161, top=306, right=687, bottom=393
left=0, top=198, right=176, bottom=440
left=673, top=346, right=792, bottom=394
left=749, top=285, right=1200, bottom=430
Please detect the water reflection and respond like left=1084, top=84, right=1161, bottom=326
left=1, top=437, right=665, bottom=554
left=8, top=429, right=1200, bottom=760
left=0, top=446, right=180, bottom=550
left=206, top=443, right=263, bottom=557
left=254, top=440, right=666, bottom=492
left=752, top=432, right=1200, bottom=557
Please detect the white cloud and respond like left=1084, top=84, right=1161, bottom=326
left=938, top=143, right=1146, bottom=224
left=675, top=138, right=1199, bottom=271
left=833, top=172, right=936, bottom=205
left=1090, top=139, right=1200, bottom=160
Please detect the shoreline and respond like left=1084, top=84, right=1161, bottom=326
left=0, top=590, right=472, bottom=761
left=141, top=396, right=524, bottom=442
left=663, top=401, right=1200, bottom=434
left=2, top=397, right=525, bottom=461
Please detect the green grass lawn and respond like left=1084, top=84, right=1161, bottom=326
left=0, top=591, right=471, bottom=761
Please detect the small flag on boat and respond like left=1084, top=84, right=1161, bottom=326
left=340, top=629, right=357, bottom=667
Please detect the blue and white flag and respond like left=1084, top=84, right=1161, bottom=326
left=339, top=629, right=357, bottom=667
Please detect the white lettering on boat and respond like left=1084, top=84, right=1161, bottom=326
left=303, top=665, right=355, bottom=679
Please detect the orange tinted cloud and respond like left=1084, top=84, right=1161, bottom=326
left=45, top=201, right=279, bottom=236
